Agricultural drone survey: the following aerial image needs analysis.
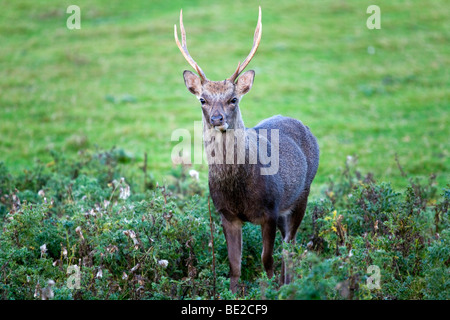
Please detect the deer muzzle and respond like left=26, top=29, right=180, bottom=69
left=210, top=114, right=228, bottom=132
left=214, top=123, right=229, bottom=132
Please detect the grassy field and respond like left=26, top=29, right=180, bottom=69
left=1, top=0, right=449, bottom=190
left=0, top=0, right=449, bottom=301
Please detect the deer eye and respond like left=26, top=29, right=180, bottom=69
left=230, top=98, right=238, bottom=104
left=199, top=98, right=206, bottom=105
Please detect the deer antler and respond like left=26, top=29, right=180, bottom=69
left=228, top=6, right=262, bottom=83
left=174, top=9, right=208, bottom=83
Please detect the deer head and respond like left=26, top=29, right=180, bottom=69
left=175, top=7, right=262, bottom=132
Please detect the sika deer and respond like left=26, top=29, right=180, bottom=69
left=174, top=7, right=319, bottom=293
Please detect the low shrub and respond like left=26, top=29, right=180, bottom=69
left=0, top=150, right=448, bottom=299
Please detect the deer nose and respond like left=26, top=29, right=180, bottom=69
left=210, top=114, right=224, bottom=126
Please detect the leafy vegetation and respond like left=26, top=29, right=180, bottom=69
left=0, top=0, right=448, bottom=300
left=0, top=150, right=448, bottom=299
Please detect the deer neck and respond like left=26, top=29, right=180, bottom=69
left=202, top=109, right=252, bottom=181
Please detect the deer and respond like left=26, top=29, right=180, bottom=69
left=174, top=7, right=319, bottom=293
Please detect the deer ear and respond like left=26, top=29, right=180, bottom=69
left=183, top=70, right=202, bottom=96
left=235, top=70, right=255, bottom=96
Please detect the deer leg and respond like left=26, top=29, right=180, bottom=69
left=261, top=217, right=277, bottom=279
left=283, top=187, right=311, bottom=284
left=287, top=187, right=310, bottom=240
left=277, top=215, right=287, bottom=239
left=221, top=215, right=243, bottom=293
left=277, top=215, right=287, bottom=283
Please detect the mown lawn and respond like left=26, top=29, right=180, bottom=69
left=1, top=0, right=448, bottom=191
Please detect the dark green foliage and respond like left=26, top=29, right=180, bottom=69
left=0, top=151, right=448, bottom=300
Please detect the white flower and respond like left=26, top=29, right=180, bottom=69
left=130, top=263, right=140, bottom=273
left=158, top=260, right=169, bottom=269
left=34, top=281, right=40, bottom=298
left=123, top=230, right=135, bottom=238
left=41, top=280, right=55, bottom=300
left=123, top=230, right=139, bottom=249
left=119, top=184, right=130, bottom=200
left=189, top=169, right=199, bottom=181
left=40, top=244, right=47, bottom=257
left=38, top=190, right=45, bottom=197
left=75, top=226, right=84, bottom=240
left=96, top=268, right=103, bottom=279
left=107, top=245, right=118, bottom=254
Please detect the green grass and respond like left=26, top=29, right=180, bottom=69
left=0, top=0, right=448, bottom=193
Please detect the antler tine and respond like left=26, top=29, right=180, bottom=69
left=174, top=9, right=208, bottom=82
left=228, top=6, right=262, bottom=82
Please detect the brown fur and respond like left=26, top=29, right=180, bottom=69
left=182, top=70, right=319, bottom=292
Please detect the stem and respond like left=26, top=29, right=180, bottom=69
left=143, top=152, right=148, bottom=190
left=395, top=153, right=407, bottom=178
left=108, top=181, right=119, bottom=211
left=208, top=196, right=216, bottom=300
